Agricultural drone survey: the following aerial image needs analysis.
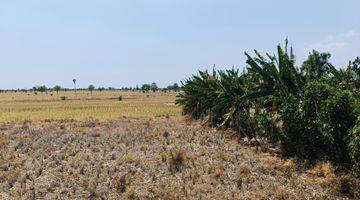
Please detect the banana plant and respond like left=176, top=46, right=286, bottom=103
left=212, top=69, right=254, bottom=136
left=176, top=69, right=219, bottom=119
left=245, top=39, right=304, bottom=101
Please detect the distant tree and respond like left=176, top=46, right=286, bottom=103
left=73, top=79, right=77, bottom=92
left=141, top=84, right=151, bottom=92
left=173, top=83, right=180, bottom=91
left=124, top=87, right=133, bottom=91
left=98, top=87, right=105, bottom=92
left=167, top=83, right=180, bottom=91
left=53, top=85, right=61, bottom=94
left=150, top=82, right=158, bottom=92
left=88, top=85, right=95, bottom=94
left=37, top=86, right=47, bottom=93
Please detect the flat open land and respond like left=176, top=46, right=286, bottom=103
left=0, top=91, right=180, bottom=121
left=0, top=92, right=353, bottom=199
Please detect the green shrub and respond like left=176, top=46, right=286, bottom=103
left=60, top=96, right=67, bottom=101
left=118, top=96, right=123, bottom=101
left=212, top=69, right=251, bottom=134
left=299, top=81, right=332, bottom=159
left=253, top=110, right=280, bottom=143
left=349, top=117, right=360, bottom=176
left=320, top=89, right=356, bottom=163
left=176, top=69, right=253, bottom=136
left=280, top=81, right=356, bottom=161
left=176, top=70, right=219, bottom=120
left=279, top=95, right=308, bottom=156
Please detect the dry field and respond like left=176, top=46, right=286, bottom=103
left=0, top=91, right=180, bottom=121
left=0, top=92, right=357, bottom=199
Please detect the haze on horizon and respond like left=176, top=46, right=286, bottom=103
left=1, top=0, right=359, bottom=89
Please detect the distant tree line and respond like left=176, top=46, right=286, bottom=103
left=0, top=83, right=181, bottom=93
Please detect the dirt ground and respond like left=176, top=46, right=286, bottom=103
left=0, top=116, right=352, bottom=199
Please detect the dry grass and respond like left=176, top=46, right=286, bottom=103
left=0, top=91, right=357, bottom=199
left=168, top=148, right=187, bottom=173
left=0, top=91, right=180, bottom=121
left=0, top=117, right=354, bottom=199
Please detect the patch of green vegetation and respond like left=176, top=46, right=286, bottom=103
left=176, top=40, right=360, bottom=177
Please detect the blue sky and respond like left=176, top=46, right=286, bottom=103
left=1, top=0, right=359, bottom=89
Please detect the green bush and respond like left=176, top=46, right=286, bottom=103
left=118, top=96, right=123, bottom=101
left=176, top=70, right=219, bottom=120
left=279, top=81, right=356, bottom=161
left=279, top=95, right=308, bottom=156
left=212, top=69, right=252, bottom=134
left=176, top=69, right=254, bottom=136
left=298, top=81, right=332, bottom=159
left=320, top=89, right=356, bottom=163
left=60, top=96, right=67, bottom=101
left=253, top=110, right=280, bottom=143
left=349, top=117, right=360, bottom=176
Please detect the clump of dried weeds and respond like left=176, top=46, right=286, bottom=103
left=168, top=148, right=187, bottom=173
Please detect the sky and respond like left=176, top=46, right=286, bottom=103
left=0, top=0, right=359, bottom=89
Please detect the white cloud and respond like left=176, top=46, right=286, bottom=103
left=309, top=41, right=348, bottom=52
left=306, top=30, right=360, bottom=53
left=303, top=30, right=360, bottom=66
left=343, top=30, right=360, bottom=38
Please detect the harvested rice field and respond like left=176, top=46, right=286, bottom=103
left=0, top=92, right=356, bottom=199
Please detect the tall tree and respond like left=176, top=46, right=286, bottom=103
left=53, top=85, right=61, bottom=94
left=98, top=87, right=105, bottom=92
left=150, top=82, right=158, bottom=92
left=88, top=85, right=95, bottom=94
left=37, top=86, right=47, bottom=93
left=73, top=79, right=77, bottom=92
left=141, top=84, right=151, bottom=92
left=167, top=83, right=180, bottom=91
